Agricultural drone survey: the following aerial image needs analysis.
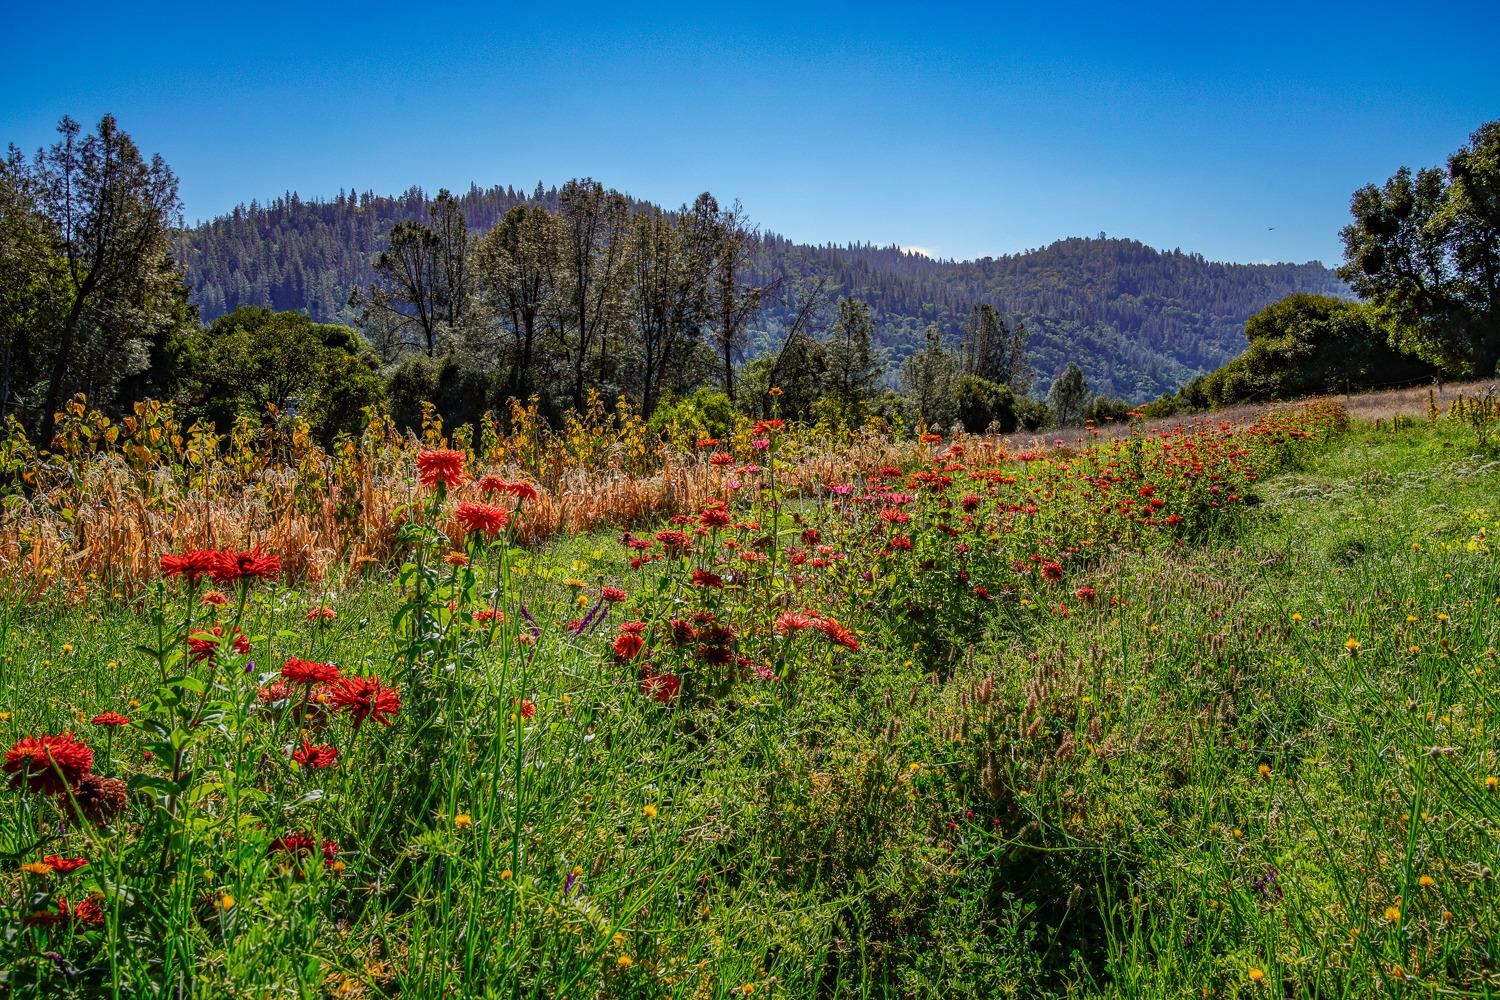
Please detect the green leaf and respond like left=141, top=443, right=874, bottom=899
left=163, top=675, right=206, bottom=695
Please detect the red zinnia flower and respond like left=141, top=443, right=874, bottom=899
left=282, top=658, right=341, bottom=685
left=456, top=501, right=510, bottom=537
left=1074, top=585, right=1098, bottom=605
left=200, top=590, right=230, bottom=607
left=1041, top=561, right=1065, bottom=582
left=187, top=626, right=251, bottom=662
left=699, top=503, right=732, bottom=529
left=25, top=894, right=105, bottom=927
left=159, top=549, right=224, bottom=583
left=42, top=855, right=89, bottom=873
left=655, top=530, right=690, bottom=553
left=478, top=475, right=538, bottom=500
left=696, top=643, right=735, bottom=666
left=519, top=699, right=536, bottom=719
left=667, top=618, right=697, bottom=645
left=601, top=586, right=627, bottom=603
left=775, top=611, right=817, bottom=634
left=472, top=609, right=506, bottom=624
left=90, top=712, right=130, bottom=728
left=257, top=680, right=293, bottom=705
left=5, top=733, right=93, bottom=795
left=328, top=675, right=401, bottom=728
left=690, top=569, right=723, bottom=589
left=641, top=672, right=681, bottom=703
left=209, top=548, right=281, bottom=584
left=613, top=631, right=646, bottom=660
left=307, top=606, right=337, bottom=622
left=269, top=832, right=340, bottom=868
left=709, top=453, right=734, bottom=466
left=417, top=449, right=467, bottom=489
left=507, top=480, right=539, bottom=501
left=291, top=738, right=338, bottom=769
left=816, top=617, right=860, bottom=652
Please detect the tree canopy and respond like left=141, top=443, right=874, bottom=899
left=1340, top=119, right=1500, bottom=375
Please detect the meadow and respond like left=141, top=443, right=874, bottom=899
left=0, top=391, right=1496, bottom=998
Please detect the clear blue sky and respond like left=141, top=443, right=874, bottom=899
left=4, top=1, right=1497, bottom=266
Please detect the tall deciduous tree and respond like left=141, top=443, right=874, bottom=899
left=474, top=204, right=563, bottom=397
left=557, top=179, right=629, bottom=407
left=429, top=189, right=471, bottom=331
left=0, top=153, right=57, bottom=416
left=1340, top=120, right=1500, bottom=375
left=13, top=115, right=183, bottom=443
left=364, top=221, right=443, bottom=357
left=624, top=206, right=711, bottom=416
left=693, top=194, right=773, bottom=402
left=360, top=189, right=471, bottom=359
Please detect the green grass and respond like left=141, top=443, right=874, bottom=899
left=0, top=417, right=1495, bottom=998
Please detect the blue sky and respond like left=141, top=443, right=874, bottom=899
left=3, top=1, right=1497, bottom=266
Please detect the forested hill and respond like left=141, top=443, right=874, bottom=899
left=180, top=184, right=1347, bottom=400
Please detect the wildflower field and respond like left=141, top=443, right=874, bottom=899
left=1, top=395, right=1497, bottom=998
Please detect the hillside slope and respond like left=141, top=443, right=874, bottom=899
left=180, top=185, right=1347, bottom=400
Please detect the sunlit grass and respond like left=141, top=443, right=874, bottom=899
left=1, top=407, right=1495, bottom=997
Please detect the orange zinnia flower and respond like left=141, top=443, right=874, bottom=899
left=456, top=501, right=510, bottom=536
left=417, top=450, right=466, bottom=489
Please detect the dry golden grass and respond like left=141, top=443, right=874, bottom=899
left=0, top=397, right=925, bottom=602
left=8, top=380, right=1491, bottom=603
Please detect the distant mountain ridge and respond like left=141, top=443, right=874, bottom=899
left=179, top=184, right=1348, bottom=401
